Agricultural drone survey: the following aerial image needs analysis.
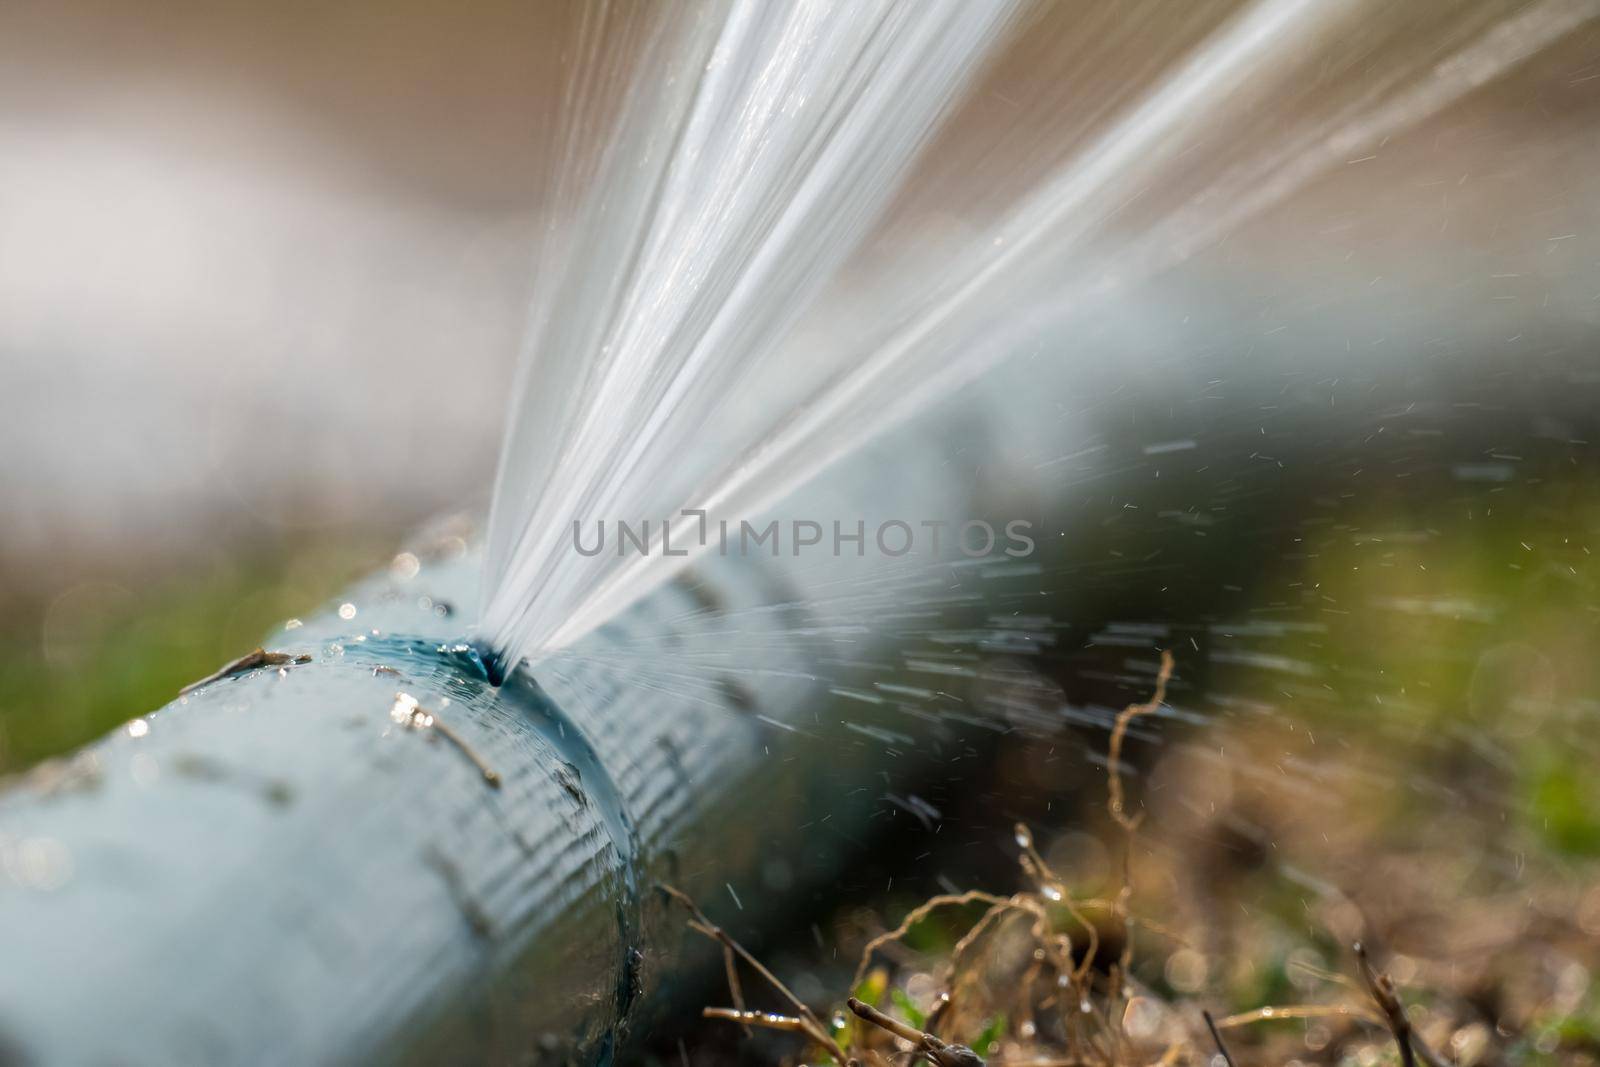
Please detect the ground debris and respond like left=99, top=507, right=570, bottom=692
left=670, top=651, right=1598, bottom=1066
left=389, top=692, right=501, bottom=789
left=179, top=648, right=311, bottom=695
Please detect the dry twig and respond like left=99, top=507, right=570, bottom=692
left=663, top=884, right=853, bottom=1066
left=179, top=647, right=310, bottom=695
left=848, top=996, right=985, bottom=1067
left=1201, top=1009, right=1237, bottom=1067
left=853, top=890, right=1012, bottom=991
left=1107, top=651, right=1174, bottom=832
left=701, top=1008, right=808, bottom=1033
left=1352, top=942, right=1451, bottom=1067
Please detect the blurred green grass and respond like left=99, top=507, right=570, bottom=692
left=0, top=535, right=390, bottom=774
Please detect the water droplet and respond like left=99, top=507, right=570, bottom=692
left=338, top=603, right=357, bottom=620
left=390, top=692, right=421, bottom=725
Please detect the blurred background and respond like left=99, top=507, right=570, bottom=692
left=0, top=0, right=567, bottom=765
left=1, top=2, right=1599, bottom=1059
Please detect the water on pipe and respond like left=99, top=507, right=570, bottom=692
left=0, top=398, right=1047, bottom=1062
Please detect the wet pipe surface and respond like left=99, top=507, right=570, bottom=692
left=0, top=545, right=968, bottom=1065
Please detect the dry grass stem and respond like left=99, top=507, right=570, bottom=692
left=664, top=884, right=853, bottom=1066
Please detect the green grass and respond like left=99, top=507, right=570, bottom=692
left=0, top=536, right=389, bottom=774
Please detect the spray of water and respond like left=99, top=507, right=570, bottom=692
left=479, top=0, right=1024, bottom=674
left=482, top=0, right=1600, bottom=675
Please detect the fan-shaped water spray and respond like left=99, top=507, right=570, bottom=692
left=480, top=0, right=1024, bottom=678
left=481, top=0, right=1600, bottom=678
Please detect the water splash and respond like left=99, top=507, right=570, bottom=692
left=482, top=0, right=1023, bottom=666
left=482, top=0, right=1600, bottom=675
